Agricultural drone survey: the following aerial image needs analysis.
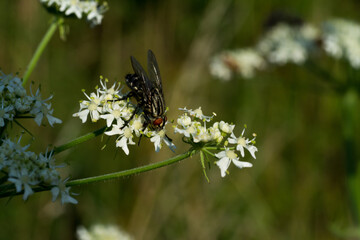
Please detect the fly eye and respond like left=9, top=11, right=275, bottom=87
left=153, top=118, right=163, bottom=126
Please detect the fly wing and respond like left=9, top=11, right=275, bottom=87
left=130, top=55, right=152, bottom=95
left=147, top=50, right=164, bottom=96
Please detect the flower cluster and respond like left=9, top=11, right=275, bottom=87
left=210, top=48, right=266, bottom=80
left=174, top=107, right=257, bottom=177
left=322, top=19, right=360, bottom=68
left=77, top=224, right=134, bottom=240
left=0, top=72, right=62, bottom=127
left=73, top=77, right=175, bottom=155
left=39, top=0, right=108, bottom=26
left=0, top=137, right=77, bottom=204
left=210, top=22, right=320, bottom=81
left=257, top=23, right=319, bottom=65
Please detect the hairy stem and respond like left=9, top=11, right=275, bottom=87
left=0, top=150, right=195, bottom=198
left=53, top=126, right=108, bottom=154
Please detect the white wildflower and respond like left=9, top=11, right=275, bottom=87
left=228, top=129, right=257, bottom=159
left=257, top=23, right=319, bottom=65
left=322, top=19, right=360, bottom=68
left=215, top=148, right=253, bottom=177
left=77, top=224, right=134, bottom=240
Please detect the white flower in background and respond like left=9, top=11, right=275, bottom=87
left=77, top=224, right=134, bottom=240
left=0, top=137, right=75, bottom=204
left=8, top=168, right=37, bottom=200
left=210, top=48, right=266, bottom=80
left=51, top=179, right=78, bottom=204
left=257, top=23, right=320, bottom=65
left=39, top=0, right=108, bottom=26
left=228, top=129, right=258, bottom=159
left=0, top=72, right=61, bottom=127
left=0, top=101, right=14, bottom=127
left=322, top=19, right=360, bottom=68
left=215, top=148, right=253, bottom=177
left=209, top=56, right=232, bottom=81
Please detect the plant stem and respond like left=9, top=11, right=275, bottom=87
left=0, top=150, right=195, bottom=198
left=22, top=17, right=62, bottom=86
left=342, top=89, right=360, bottom=226
left=53, top=126, right=108, bottom=154
left=67, top=150, right=194, bottom=186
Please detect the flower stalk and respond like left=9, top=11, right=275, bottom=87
left=22, top=17, right=63, bottom=86
left=0, top=150, right=195, bottom=198
left=53, top=126, right=108, bottom=154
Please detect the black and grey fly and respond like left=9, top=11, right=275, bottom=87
left=122, top=50, right=169, bottom=134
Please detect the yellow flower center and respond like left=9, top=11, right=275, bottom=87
left=226, top=150, right=237, bottom=159
left=237, top=137, right=246, bottom=146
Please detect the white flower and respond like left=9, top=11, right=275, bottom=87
left=179, top=107, right=214, bottom=122
left=176, top=114, right=192, bottom=127
left=130, top=115, right=145, bottom=137
left=174, top=123, right=197, bottom=138
left=65, top=0, right=83, bottom=19
left=73, top=90, right=103, bottom=123
left=30, top=88, right=62, bottom=126
left=218, top=121, right=235, bottom=134
left=215, top=148, right=253, bottom=177
left=209, top=56, right=232, bottom=81
left=106, top=124, right=135, bottom=155
left=322, top=19, right=360, bottom=68
left=40, top=0, right=108, bottom=26
left=228, top=129, right=257, bottom=159
left=1, top=137, right=73, bottom=203
left=100, top=102, right=125, bottom=127
left=8, top=168, right=37, bottom=200
left=77, top=224, right=134, bottom=240
left=210, top=48, right=266, bottom=80
left=0, top=101, right=14, bottom=127
left=257, top=23, right=319, bottom=65
left=98, top=78, right=122, bottom=101
left=150, top=129, right=176, bottom=152
left=51, top=179, right=78, bottom=204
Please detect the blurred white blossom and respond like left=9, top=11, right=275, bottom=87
left=322, top=19, right=360, bottom=68
left=77, top=224, right=133, bottom=240
left=210, top=48, right=266, bottom=80
left=40, top=0, right=108, bottom=26
left=257, top=23, right=320, bottom=65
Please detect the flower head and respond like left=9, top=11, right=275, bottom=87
left=215, top=148, right=253, bottom=177
left=40, top=0, right=108, bottom=26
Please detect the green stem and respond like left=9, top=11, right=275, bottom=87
left=0, top=150, right=195, bottom=198
left=67, top=150, right=194, bottom=186
left=22, top=17, right=63, bottom=86
left=53, top=126, right=108, bottom=154
left=342, top=89, right=360, bottom=226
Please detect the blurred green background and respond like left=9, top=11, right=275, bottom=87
left=1, top=0, right=360, bottom=239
